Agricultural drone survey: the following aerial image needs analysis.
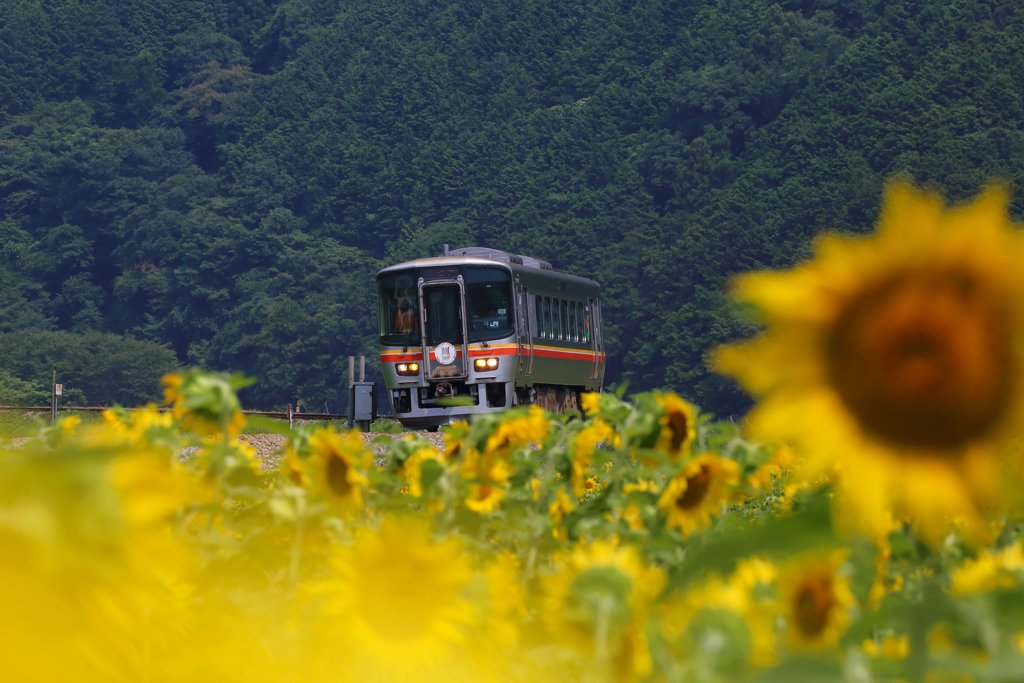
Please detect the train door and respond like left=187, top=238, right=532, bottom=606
left=587, top=298, right=600, bottom=381
left=515, top=282, right=534, bottom=378
left=418, top=278, right=469, bottom=381
left=593, top=299, right=605, bottom=381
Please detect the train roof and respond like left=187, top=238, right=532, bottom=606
left=377, top=247, right=601, bottom=291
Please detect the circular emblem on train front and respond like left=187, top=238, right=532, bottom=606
left=434, top=342, right=457, bottom=365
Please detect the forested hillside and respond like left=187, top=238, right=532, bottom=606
left=3, top=0, right=1024, bottom=412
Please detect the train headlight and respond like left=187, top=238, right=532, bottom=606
left=474, top=358, right=499, bottom=370
left=396, top=362, right=420, bottom=376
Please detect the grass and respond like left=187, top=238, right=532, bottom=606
left=0, top=409, right=104, bottom=440
left=370, top=417, right=404, bottom=433
left=1, top=409, right=407, bottom=440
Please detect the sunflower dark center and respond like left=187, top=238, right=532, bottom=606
left=676, top=466, right=712, bottom=510
left=326, top=453, right=353, bottom=497
left=826, top=268, right=1013, bottom=450
left=794, top=576, right=833, bottom=637
left=668, top=409, right=690, bottom=452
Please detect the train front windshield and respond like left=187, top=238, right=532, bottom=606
left=378, top=265, right=515, bottom=345
left=378, top=270, right=420, bottom=345
left=466, top=267, right=513, bottom=342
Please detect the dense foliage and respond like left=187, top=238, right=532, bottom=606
left=0, top=330, right=178, bottom=405
left=4, top=0, right=1024, bottom=411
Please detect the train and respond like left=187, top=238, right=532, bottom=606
left=377, top=246, right=606, bottom=430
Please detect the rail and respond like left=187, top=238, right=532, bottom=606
left=0, top=404, right=354, bottom=428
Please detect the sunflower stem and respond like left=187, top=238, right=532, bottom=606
left=525, top=544, right=537, bottom=581
left=594, top=594, right=614, bottom=669
left=288, top=513, right=307, bottom=588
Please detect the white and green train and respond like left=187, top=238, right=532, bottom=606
left=378, top=246, right=606, bottom=431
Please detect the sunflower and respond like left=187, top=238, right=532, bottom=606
left=654, top=393, right=697, bottom=462
left=482, top=551, right=527, bottom=648
left=443, top=420, right=470, bottom=461
left=465, top=483, right=506, bottom=514
left=581, top=391, right=602, bottom=416
left=402, top=446, right=444, bottom=498
left=747, top=445, right=797, bottom=492
left=549, top=487, right=576, bottom=541
left=776, top=551, right=855, bottom=650
left=583, top=476, right=603, bottom=496
left=622, top=504, right=644, bottom=531
left=108, top=448, right=203, bottom=525
left=485, top=405, right=550, bottom=456
left=281, top=446, right=309, bottom=488
left=460, top=446, right=511, bottom=514
left=660, top=558, right=777, bottom=669
left=949, top=540, right=1024, bottom=594
left=460, top=447, right=512, bottom=485
left=658, top=453, right=740, bottom=536
left=161, top=372, right=246, bottom=438
left=541, top=537, right=665, bottom=679
left=572, top=418, right=621, bottom=496
left=716, top=182, right=1024, bottom=543
left=313, top=518, right=477, bottom=678
left=307, top=428, right=369, bottom=514
left=90, top=406, right=175, bottom=446
left=862, top=635, right=909, bottom=659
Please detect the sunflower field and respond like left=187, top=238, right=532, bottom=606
left=7, top=182, right=1024, bottom=683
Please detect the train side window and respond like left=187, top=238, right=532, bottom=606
left=552, top=299, right=561, bottom=342
left=537, top=297, right=545, bottom=339
left=543, top=297, right=552, bottom=339
left=529, top=294, right=538, bottom=338
left=570, top=302, right=578, bottom=342
left=583, top=305, right=591, bottom=343
left=554, top=299, right=560, bottom=340
left=560, top=300, right=568, bottom=341
left=551, top=298, right=558, bottom=340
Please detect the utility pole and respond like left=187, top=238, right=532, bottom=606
left=50, top=370, right=56, bottom=423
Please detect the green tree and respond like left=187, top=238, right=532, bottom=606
left=0, top=330, right=179, bottom=406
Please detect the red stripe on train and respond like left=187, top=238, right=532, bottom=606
left=467, top=347, right=519, bottom=358
left=528, top=349, right=606, bottom=362
left=380, top=353, right=424, bottom=363
left=382, top=349, right=606, bottom=363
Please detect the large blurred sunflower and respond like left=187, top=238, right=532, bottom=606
left=541, top=537, right=665, bottom=679
left=716, top=181, right=1024, bottom=542
left=657, top=453, right=740, bottom=536
left=314, top=518, right=477, bottom=680
left=660, top=558, right=777, bottom=669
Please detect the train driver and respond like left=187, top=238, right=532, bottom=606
left=394, top=297, right=417, bottom=334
